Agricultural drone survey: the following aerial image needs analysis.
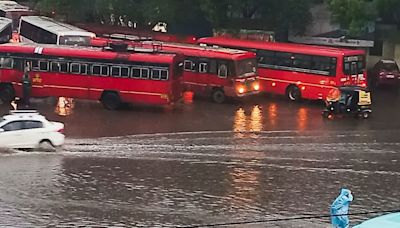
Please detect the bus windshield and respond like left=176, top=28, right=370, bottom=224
left=59, top=36, right=91, bottom=46
left=237, top=58, right=257, bottom=78
left=344, top=55, right=365, bottom=75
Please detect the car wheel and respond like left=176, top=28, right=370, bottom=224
left=38, top=140, right=56, bottom=152
left=286, top=85, right=301, bottom=102
left=0, top=84, right=15, bottom=103
left=101, top=92, right=121, bottom=110
left=211, top=89, right=225, bottom=103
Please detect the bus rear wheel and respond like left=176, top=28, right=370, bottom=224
left=211, top=89, right=226, bottom=103
left=101, top=92, right=121, bottom=110
left=286, top=85, right=301, bottom=102
left=0, top=84, right=15, bottom=103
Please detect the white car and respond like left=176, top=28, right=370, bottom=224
left=0, top=110, right=65, bottom=150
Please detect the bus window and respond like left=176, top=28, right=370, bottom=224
left=184, top=60, right=195, bottom=71
left=218, top=63, right=227, bottom=78
left=0, top=57, right=13, bottom=69
left=111, top=66, right=121, bottom=77
left=121, top=67, right=129, bottom=78
left=275, top=52, right=292, bottom=68
left=100, top=66, right=109, bottom=76
left=161, top=70, right=168, bottom=80
left=39, top=60, right=48, bottom=71
left=51, top=62, right=68, bottom=73
left=151, top=69, right=161, bottom=80
left=293, top=54, right=312, bottom=70
left=70, top=63, right=80, bottom=74
left=131, top=67, right=140, bottom=78
left=199, top=62, right=208, bottom=73
left=141, top=68, right=149, bottom=79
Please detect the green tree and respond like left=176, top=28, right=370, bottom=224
left=329, top=0, right=377, bottom=37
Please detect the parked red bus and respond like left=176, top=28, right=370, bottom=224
left=198, top=37, right=367, bottom=101
left=91, top=38, right=260, bottom=103
left=0, top=43, right=184, bottom=109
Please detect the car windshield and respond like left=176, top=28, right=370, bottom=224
left=237, top=58, right=257, bottom=78
left=382, top=63, right=399, bottom=72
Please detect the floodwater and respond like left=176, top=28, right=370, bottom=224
left=0, top=89, right=399, bottom=227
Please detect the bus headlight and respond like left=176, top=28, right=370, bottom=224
left=237, top=86, right=246, bottom=94
left=253, top=83, right=260, bottom=91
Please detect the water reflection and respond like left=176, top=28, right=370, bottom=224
left=55, top=97, right=75, bottom=116
left=233, top=105, right=263, bottom=138
left=297, top=107, right=308, bottom=131
left=267, top=103, right=278, bottom=128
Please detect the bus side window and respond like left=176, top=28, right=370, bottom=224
left=218, top=63, right=228, bottom=78
left=121, top=67, right=129, bottom=78
left=39, top=60, right=48, bottom=71
left=199, top=62, right=208, bottom=73
left=31, top=59, right=40, bottom=71
left=151, top=69, right=161, bottom=80
left=111, top=66, right=121, bottom=77
left=141, top=68, right=150, bottom=79
left=184, top=60, right=194, bottom=71
left=70, top=63, right=80, bottom=74
left=131, top=67, right=141, bottom=78
left=100, top=66, right=109, bottom=76
left=275, top=52, right=292, bottom=67
left=0, top=57, right=13, bottom=69
left=258, top=50, right=275, bottom=66
left=92, top=65, right=101, bottom=75
left=160, top=70, right=168, bottom=80
left=81, top=64, right=88, bottom=75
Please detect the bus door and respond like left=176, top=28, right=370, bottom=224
left=24, top=59, right=45, bottom=97
left=344, top=56, right=365, bottom=85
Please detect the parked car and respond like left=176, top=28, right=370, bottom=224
left=369, top=59, right=400, bottom=88
left=0, top=110, right=65, bottom=150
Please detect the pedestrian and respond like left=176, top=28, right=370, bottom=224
left=21, top=62, right=32, bottom=107
left=331, top=188, right=353, bottom=228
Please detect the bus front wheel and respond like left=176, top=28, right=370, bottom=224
left=286, top=85, right=301, bottom=102
left=101, top=92, right=121, bottom=110
left=0, top=84, right=15, bottom=103
left=211, top=89, right=226, bottom=103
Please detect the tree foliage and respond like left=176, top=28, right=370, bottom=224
left=27, top=0, right=316, bottom=36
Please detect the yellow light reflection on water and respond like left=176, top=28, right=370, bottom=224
left=55, top=97, right=75, bottom=116
left=268, top=103, right=278, bottom=128
left=233, top=105, right=263, bottom=138
left=297, top=107, right=308, bottom=131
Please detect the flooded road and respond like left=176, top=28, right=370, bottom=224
left=0, top=89, right=399, bottom=227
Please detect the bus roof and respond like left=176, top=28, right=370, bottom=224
left=197, top=37, right=365, bottom=57
left=0, top=17, right=12, bottom=31
left=0, top=43, right=179, bottom=64
left=141, top=41, right=256, bottom=60
left=20, top=16, right=96, bottom=37
left=0, top=1, right=31, bottom=12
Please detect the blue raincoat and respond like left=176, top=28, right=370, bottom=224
left=331, top=188, right=353, bottom=228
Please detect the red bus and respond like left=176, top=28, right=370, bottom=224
left=198, top=37, right=367, bottom=101
left=91, top=38, right=260, bottom=103
left=0, top=43, right=184, bottom=109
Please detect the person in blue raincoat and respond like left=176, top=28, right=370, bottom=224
left=331, top=188, right=353, bottom=228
